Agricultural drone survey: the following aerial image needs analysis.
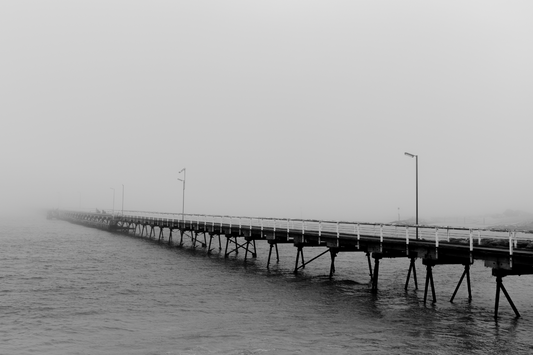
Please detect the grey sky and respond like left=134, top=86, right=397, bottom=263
left=1, top=1, right=532, bottom=222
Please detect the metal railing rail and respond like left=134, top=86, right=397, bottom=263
left=60, top=210, right=533, bottom=255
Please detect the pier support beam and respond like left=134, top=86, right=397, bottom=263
left=191, top=232, right=206, bottom=248
left=294, top=247, right=330, bottom=273
left=192, top=232, right=197, bottom=248
left=244, top=239, right=257, bottom=262
left=405, top=257, right=418, bottom=290
left=224, top=235, right=252, bottom=259
left=207, top=233, right=222, bottom=255
left=494, top=274, right=519, bottom=318
left=422, top=257, right=473, bottom=304
left=267, top=241, right=280, bottom=268
left=490, top=267, right=531, bottom=319
left=329, top=249, right=338, bottom=279
left=294, top=246, right=305, bottom=273
left=371, top=254, right=381, bottom=293
left=368, top=250, right=412, bottom=291
left=423, top=262, right=437, bottom=304
left=366, top=252, right=373, bottom=282
left=450, top=264, right=472, bottom=303
left=179, top=230, right=185, bottom=246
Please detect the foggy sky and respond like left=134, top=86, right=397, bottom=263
left=1, top=1, right=532, bottom=222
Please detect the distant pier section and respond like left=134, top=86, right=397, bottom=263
left=52, top=209, right=533, bottom=319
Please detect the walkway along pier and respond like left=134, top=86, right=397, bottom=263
left=51, top=210, right=533, bottom=319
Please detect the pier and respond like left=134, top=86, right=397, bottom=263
left=51, top=209, right=533, bottom=319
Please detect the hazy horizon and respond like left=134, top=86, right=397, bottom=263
left=2, top=1, right=532, bottom=222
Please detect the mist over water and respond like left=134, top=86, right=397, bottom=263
left=2, top=2, right=533, bottom=223
left=2, top=214, right=533, bottom=354
left=3, top=2, right=533, bottom=352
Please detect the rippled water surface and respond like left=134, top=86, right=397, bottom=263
left=2, top=214, right=533, bottom=354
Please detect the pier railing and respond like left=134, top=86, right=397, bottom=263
left=101, top=210, right=533, bottom=254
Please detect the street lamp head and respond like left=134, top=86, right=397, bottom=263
left=404, top=152, right=416, bottom=158
left=179, top=168, right=185, bottom=173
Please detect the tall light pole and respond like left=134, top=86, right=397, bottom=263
left=110, top=187, right=115, bottom=215
left=121, top=184, right=124, bottom=216
left=178, top=168, right=186, bottom=221
left=404, top=152, right=418, bottom=239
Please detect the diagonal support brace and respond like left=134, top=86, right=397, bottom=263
left=294, top=247, right=330, bottom=273
left=450, top=263, right=472, bottom=303
left=405, top=257, right=418, bottom=290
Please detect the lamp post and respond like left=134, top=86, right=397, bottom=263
left=121, top=184, right=124, bottom=216
left=178, top=168, right=186, bottom=221
left=110, top=187, right=115, bottom=215
left=404, top=152, right=418, bottom=239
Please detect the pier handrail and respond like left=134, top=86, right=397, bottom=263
left=59, top=210, right=533, bottom=252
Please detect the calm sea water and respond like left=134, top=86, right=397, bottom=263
left=2, top=213, right=533, bottom=355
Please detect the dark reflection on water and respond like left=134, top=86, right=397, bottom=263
left=2, top=215, right=533, bottom=354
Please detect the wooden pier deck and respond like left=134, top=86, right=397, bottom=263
left=51, top=210, right=533, bottom=319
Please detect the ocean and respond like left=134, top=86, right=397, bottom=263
left=2, top=213, right=533, bottom=354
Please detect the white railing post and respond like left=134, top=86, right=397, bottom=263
left=357, top=224, right=360, bottom=241
left=406, top=226, right=410, bottom=245
left=477, top=230, right=481, bottom=245
left=380, top=224, right=383, bottom=243
left=509, top=231, right=514, bottom=256
left=469, top=229, right=473, bottom=252
left=435, top=228, right=439, bottom=248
